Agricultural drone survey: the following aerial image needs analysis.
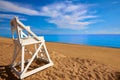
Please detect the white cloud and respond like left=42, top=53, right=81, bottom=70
left=0, top=14, right=27, bottom=21
left=0, top=0, right=98, bottom=30
left=39, top=2, right=98, bottom=29
left=0, top=0, right=40, bottom=15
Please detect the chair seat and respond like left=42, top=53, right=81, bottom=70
left=14, top=36, right=44, bottom=46
left=21, top=36, right=44, bottom=45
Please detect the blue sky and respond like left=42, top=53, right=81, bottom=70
left=0, top=0, right=120, bottom=37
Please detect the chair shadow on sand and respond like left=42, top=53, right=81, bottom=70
left=0, top=65, right=20, bottom=80
left=0, top=42, right=18, bottom=80
left=115, top=72, right=120, bottom=80
left=0, top=42, right=19, bottom=80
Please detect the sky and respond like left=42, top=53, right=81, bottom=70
left=0, top=0, right=120, bottom=37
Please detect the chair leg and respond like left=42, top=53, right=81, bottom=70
left=43, top=42, right=52, bottom=63
left=11, top=44, right=17, bottom=65
left=35, top=44, right=39, bottom=58
left=21, top=46, right=25, bottom=72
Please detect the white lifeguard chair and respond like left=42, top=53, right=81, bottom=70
left=10, top=17, right=53, bottom=79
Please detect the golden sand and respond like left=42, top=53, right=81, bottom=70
left=0, top=37, right=120, bottom=80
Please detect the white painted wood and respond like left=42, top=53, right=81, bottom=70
left=21, top=46, right=25, bottom=72
left=15, top=17, right=40, bottom=41
left=11, top=43, right=17, bottom=65
left=20, top=62, right=53, bottom=79
left=21, top=37, right=44, bottom=46
left=10, top=16, right=53, bottom=79
left=35, top=44, right=39, bottom=58
left=43, top=43, right=52, bottom=62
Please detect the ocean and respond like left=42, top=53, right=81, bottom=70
left=2, top=34, right=120, bottom=48
left=42, top=34, right=120, bottom=48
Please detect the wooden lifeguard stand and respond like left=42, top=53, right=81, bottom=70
left=10, top=17, right=53, bottom=79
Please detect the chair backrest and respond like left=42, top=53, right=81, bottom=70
left=10, top=17, right=40, bottom=43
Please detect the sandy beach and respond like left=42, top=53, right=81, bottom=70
left=0, top=37, right=120, bottom=80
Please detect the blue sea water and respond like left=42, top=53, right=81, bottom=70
left=42, top=34, right=120, bottom=48
left=2, top=34, right=120, bottom=48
